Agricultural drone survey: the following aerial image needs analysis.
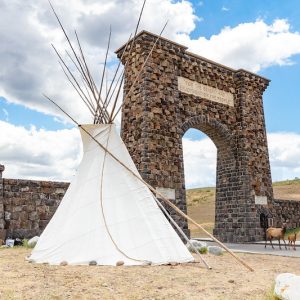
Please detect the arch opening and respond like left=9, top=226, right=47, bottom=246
left=183, top=128, right=217, bottom=238
left=180, top=116, right=238, bottom=240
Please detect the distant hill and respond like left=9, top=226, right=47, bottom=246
left=187, top=178, right=300, bottom=238
left=273, top=178, right=300, bottom=201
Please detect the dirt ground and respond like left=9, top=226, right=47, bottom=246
left=273, top=184, right=300, bottom=201
left=1, top=248, right=299, bottom=300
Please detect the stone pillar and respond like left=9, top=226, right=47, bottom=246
left=118, top=32, right=190, bottom=237
left=0, top=165, right=6, bottom=239
left=234, top=71, right=272, bottom=241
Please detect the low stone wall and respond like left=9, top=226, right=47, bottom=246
left=0, top=174, right=69, bottom=238
left=272, top=199, right=300, bottom=228
left=0, top=164, right=299, bottom=240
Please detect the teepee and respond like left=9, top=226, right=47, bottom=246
left=30, top=124, right=194, bottom=265
left=29, top=1, right=194, bottom=266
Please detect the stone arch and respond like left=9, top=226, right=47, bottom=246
left=181, top=115, right=235, bottom=151
left=118, top=31, right=274, bottom=242
left=181, top=115, right=237, bottom=238
left=182, top=115, right=243, bottom=238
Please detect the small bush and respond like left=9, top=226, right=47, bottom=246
left=264, top=284, right=280, bottom=300
left=285, top=227, right=300, bottom=238
left=189, top=246, right=208, bottom=254
left=199, top=247, right=208, bottom=254
left=22, top=239, right=36, bottom=248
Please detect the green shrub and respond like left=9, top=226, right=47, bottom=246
left=22, top=239, right=36, bottom=248
left=285, top=227, right=300, bottom=238
left=189, top=246, right=208, bottom=254
left=264, top=284, right=280, bottom=300
left=199, top=247, right=208, bottom=254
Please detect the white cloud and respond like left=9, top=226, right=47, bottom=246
left=182, top=137, right=217, bottom=188
left=182, top=132, right=300, bottom=188
left=0, top=120, right=82, bottom=181
left=176, top=19, right=300, bottom=72
left=0, top=0, right=197, bottom=122
left=222, top=6, right=229, bottom=12
left=268, top=132, right=300, bottom=181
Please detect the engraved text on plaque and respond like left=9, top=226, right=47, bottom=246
left=178, top=76, right=234, bottom=107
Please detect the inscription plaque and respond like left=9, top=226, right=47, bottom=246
left=255, top=195, right=268, bottom=205
left=156, top=187, right=175, bottom=200
left=178, top=76, right=234, bottom=107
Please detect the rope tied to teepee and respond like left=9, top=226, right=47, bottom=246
left=99, top=125, right=148, bottom=264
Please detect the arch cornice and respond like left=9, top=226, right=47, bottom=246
left=181, top=115, right=234, bottom=150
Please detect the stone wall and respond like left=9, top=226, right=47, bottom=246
left=272, top=199, right=300, bottom=228
left=0, top=165, right=5, bottom=239
left=0, top=164, right=299, bottom=241
left=0, top=166, right=68, bottom=238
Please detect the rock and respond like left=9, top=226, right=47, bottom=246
left=60, top=261, right=68, bottom=266
left=28, top=236, right=39, bottom=248
left=274, top=273, right=300, bottom=300
left=14, top=238, right=23, bottom=246
left=208, top=246, right=223, bottom=256
left=89, top=261, right=97, bottom=266
left=186, top=239, right=207, bottom=252
left=5, top=239, right=14, bottom=247
left=116, top=261, right=124, bottom=266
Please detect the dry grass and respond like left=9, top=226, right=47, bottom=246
left=186, top=179, right=300, bottom=238
left=0, top=247, right=299, bottom=300
left=273, top=178, right=300, bottom=201
left=186, top=187, right=215, bottom=238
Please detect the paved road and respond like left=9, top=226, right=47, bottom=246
left=196, top=238, right=300, bottom=258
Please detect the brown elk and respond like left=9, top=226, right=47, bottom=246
left=288, top=233, right=297, bottom=250
left=265, top=224, right=287, bottom=250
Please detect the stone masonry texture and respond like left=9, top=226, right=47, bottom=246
left=116, top=31, right=300, bottom=242
left=0, top=173, right=69, bottom=239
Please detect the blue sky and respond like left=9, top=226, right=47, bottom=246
left=185, top=0, right=300, bottom=139
left=0, top=0, right=300, bottom=186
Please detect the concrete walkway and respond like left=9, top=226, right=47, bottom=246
left=195, top=238, right=300, bottom=258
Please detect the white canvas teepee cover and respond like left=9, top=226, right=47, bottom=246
left=30, top=124, right=194, bottom=265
